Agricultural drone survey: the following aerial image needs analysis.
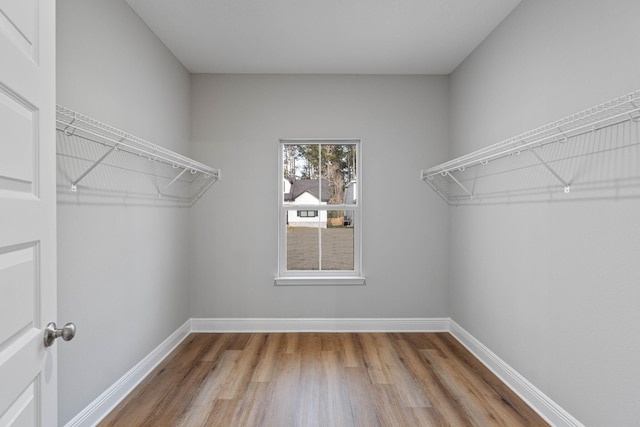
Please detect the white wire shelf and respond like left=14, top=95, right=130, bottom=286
left=56, top=105, right=220, bottom=206
left=422, top=90, right=640, bottom=205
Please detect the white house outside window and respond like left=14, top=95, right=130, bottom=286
left=276, top=139, right=364, bottom=285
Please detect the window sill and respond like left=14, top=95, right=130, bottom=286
left=274, top=276, right=366, bottom=286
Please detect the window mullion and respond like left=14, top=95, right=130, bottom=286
left=283, top=204, right=356, bottom=210
left=318, top=216, right=322, bottom=271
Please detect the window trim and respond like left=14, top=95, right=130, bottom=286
left=276, top=138, right=364, bottom=285
left=274, top=276, right=366, bottom=286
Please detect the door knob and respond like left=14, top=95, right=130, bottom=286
left=44, top=322, right=76, bottom=347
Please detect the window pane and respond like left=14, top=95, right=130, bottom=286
left=322, top=144, right=357, bottom=206
left=283, top=144, right=324, bottom=205
left=283, top=144, right=320, bottom=179
left=321, top=210, right=354, bottom=271
left=286, top=210, right=319, bottom=270
left=283, top=143, right=357, bottom=207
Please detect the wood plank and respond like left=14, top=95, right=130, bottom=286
left=283, top=332, right=300, bottom=354
left=261, top=352, right=302, bottom=426
left=339, top=333, right=363, bottom=368
left=202, top=398, right=238, bottom=427
left=320, top=333, right=342, bottom=352
left=296, top=349, right=324, bottom=426
left=393, top=338, right=472, bottom=426
left=370, top=383, right=416, bottom=427
left=174, top=350, right=242, bottom=426
left=299, top=332, right=322, bottom=353
left=251, top=333, right=283, bottom=383
left=343, top=367, right=383, bottom=427
left=217, top=334, right=263, bottom=399
left=357, top=333, right=395, bottom=384
left=142, top=361, right=213, bottom=424
left=320, top=350, right=354, bottom=426
left=200, top=333, right=235, bottom=362
left=380, top=334, right=430, bottom=409
left=228, top=381, right=272, bottom=426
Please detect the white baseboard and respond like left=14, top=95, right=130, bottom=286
left=448, top=320, right=584, bottom=427
left=65, top=317, right=581, bottom=427
left=190, top=317, right=450, bottom=332
left=63, top=320, right=192, bottom=427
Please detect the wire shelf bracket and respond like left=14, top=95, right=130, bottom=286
left=528, top=147, right=571, bottom=193
left=70, top=139, right=121, bottom=192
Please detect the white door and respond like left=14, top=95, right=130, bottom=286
left=0, top=0, right=57, bottom=425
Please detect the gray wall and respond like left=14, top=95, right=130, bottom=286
left=189, top=74, right=450, bottom=319
left=56, top=0, right=191, bottom=424
left=449, top=0, right=640, bottom=425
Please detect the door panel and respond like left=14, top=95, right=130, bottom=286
left=0, top=0, right=56, bottom=425
left=0, top=0, right=37, bottom=59
left=0, top=331, right=42, bottom=422
left=0, top=245, right=36, bottom=347
left=0, top=382, right=37, bottom=427
left=0, top=89, right=36, bottom=192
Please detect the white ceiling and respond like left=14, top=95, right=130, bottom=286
left=125, top=0, right=521, bottom=75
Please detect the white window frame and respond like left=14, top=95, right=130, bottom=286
left=276, top=138, right=364, bottom=286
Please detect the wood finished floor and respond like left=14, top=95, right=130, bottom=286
left=99, top=333, right=549, bottom=427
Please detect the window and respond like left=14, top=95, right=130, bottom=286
left=277, top=139, right=363, bottom=285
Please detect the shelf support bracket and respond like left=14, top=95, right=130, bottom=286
left=158, top=166, right=189, bottom=198
left=62, top=118, right=76, bottom=136
left=529, top=148, right=571, bottom=193
left=444, top=171, right=473, bottom=199
left=71, top=142, right=120, bottom=192
left=555, top=127, right=568, bottom=143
